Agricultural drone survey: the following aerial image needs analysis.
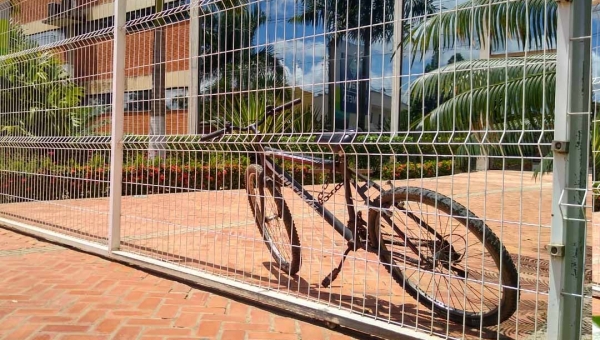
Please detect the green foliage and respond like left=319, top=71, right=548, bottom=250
left=0, top=150, right=455, bottom=203
left=405, top=1, right=559, bottom=172
left=199, top=4, right=287, bottom=94
left=403, top=0, right=558, bottom=62
left=0, top=24, right=90, bottom=137
left=214, top=93, right=320, bottom=134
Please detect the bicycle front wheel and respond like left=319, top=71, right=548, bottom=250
left=245, top=164, right=301, bottom=275
left=368, top=187, right=519, bottom=327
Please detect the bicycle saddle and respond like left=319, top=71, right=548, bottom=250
left=315, top=131, right=357, bottom=145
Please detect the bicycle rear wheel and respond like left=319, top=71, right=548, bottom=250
left=246, top=164, right=301, bottom=275
left=368, top=187, right=519, bottom=327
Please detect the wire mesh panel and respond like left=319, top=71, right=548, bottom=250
left=0, top=0, right=593, bottom=339
left=593, top=2, right=600, bottom=291
left=108, top=0, right=592, bottom=339
left=0, top=0, right=112, bottom=245
left=592, top=2, right=600, bottom=333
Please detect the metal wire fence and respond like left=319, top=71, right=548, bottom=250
left=0, top=0, right=594, bottom=339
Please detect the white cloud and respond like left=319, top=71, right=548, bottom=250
left=593, top=51, right=600, bottom=80
left=273, top=38, right=327, bottom=64
left=273, top=38, right=328, bottom=92
left=264, top=0, right=296, bottom=19
left=283, top=60, right=327, bottom=93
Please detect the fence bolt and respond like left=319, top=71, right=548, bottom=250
left=547, top=244, right=565, bottom=257
left=552, top=140, right=569, bottom=153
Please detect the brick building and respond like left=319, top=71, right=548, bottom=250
left=13, top=0, right=193, bottom=135
left=11, top=0, right=406, bottom=136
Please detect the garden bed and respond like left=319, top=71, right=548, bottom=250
left=0, top=154, right=454, bottom=203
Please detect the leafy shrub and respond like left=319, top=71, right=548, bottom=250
left=0, top=153, right=455, bottom=204
left=380, top=160, right=454, bottom=180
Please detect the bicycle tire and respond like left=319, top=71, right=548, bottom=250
left=368, top=186, right=519, bottom=327
left=245, top=164, right=302, bottom=275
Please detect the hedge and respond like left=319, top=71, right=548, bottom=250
left=0, top=158, right=454, bottom=203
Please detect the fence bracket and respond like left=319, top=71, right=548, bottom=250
left=547, top=244, right=565, bottom=257
left=552, top=140, right=569, bottom=154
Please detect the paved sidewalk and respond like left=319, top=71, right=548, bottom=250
left=0, top=228, right=359, bottom=340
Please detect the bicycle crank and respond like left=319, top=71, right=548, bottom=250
left=321, top=242, right=354, bottom=288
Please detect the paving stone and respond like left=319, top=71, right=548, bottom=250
left=0, top=229, right=354, bottom=340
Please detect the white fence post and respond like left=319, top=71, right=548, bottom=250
left=108, top=0, right=127, bottom=251
left=188, top=2, right=199, bottom=135
left=547, top=0, right=592, bottom=338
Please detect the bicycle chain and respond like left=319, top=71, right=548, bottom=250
left=317, top=181, right=344, bottom=205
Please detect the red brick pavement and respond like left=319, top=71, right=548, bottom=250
left=0, top=228, right=360, bottom=340
left=0, top=171, right=594, bottom=339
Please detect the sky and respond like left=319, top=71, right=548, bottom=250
left=207, top=0, right=600, bottom=100
left=245, top=0, right=582, bottom=100
left=592, top=8, right=600, bottom=101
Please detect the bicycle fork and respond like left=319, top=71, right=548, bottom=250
left=320, top=172, right=383, bottom=288
left=321, top=209, right=378, bottom=287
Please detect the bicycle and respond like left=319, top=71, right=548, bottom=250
left=200, top=98, right=520, bottom=327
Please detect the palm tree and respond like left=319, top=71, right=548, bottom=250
left=290, top=0, right=395, bottom=131
left=288, top=0, right=339, bottom=129
left=290, top=0, right=438, bottom=131
left=404, top=0, right=558, bottom=59
left=402, top=0, right=560, bottom=167
left=197, top=2, right=288, bottom=122
left=0, top=24, right=87, bottom=137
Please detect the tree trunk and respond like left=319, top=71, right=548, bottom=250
left=358, top=30, right=371, bottom=131
left=148, top=14, right=166, bottom=161
left=327, top=37, right=336, bottom=131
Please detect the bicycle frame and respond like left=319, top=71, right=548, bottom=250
left=198, top=101, right=520, bottom=324
left=196, top=98, right=385, bottom=246
left=248, top=128, right=383, bottom=244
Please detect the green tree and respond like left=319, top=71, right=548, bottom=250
left=0, top=24, right=88, bottom=137
left=291, top=0, right=398, bottom=131
left=403, top=0, right=560, bottom=168
left=290, top=0, right=438, bottom=131
left=198, top=2, right=288, bottom=117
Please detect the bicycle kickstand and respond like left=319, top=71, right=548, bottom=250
left=321, top=242, right=354, bottom=288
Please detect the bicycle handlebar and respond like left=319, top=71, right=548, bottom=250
left=266, top=98, right=302, bottom=117
left=199, top=98, right=302, bottom=141
left=199, top=126, right=229, bottom=141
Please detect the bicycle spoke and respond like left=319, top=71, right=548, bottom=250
left=372, top=191, right=510, bottom=321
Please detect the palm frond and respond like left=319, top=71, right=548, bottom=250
left=410, top=54, right=556, bottom=103
left=415, top=70, right=555, bottom=132
left=404, top=0, right=558, bottom=61
left=288, top=0, right=331, bottom=29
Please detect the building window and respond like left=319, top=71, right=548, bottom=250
left=85, top=87, right=188, bottom=113
left=125, top=90, right=152, bottom=112
left=82, top=0, right=190, bottom=34
left=84, top=93, right=112, bottom=116
left=166, top=87, right=188, bottom=110
left=28, top=29, right=65, bottom=46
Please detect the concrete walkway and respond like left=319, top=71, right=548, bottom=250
left=0, top=228, right=359, bottom=340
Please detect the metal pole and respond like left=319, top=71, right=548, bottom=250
left=547, top=0, right=591, bottom=338
left=108, top=0, right=126, bottom=251
left=188, top=2, right=199, bottom=135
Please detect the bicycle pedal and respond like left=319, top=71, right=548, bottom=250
left=321, top=268, right=340, bottom=288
